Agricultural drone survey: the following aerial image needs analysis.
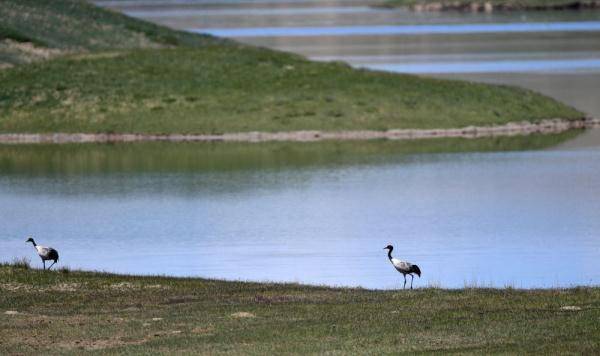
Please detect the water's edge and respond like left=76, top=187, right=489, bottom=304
left=4, top=264, right=599, bottom=291
left=0, top=118, right=597, bottom=144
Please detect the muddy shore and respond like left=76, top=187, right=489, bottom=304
left=377, top=0, right=600, bottom=12
left=0, top=118, right=598, bottom=144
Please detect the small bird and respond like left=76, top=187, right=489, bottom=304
left=384, top=244, right=421, bottom=289
left=26, top=237, right=59, bottom=270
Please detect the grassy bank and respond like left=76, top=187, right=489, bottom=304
left=0, top=0, right=584, bottom=135
left=378, top=0, right=600, bottom=11
left=1, top=264, right=599, bottom=354
left=0, top=47, right=582, bottom=134
left=0, top=0, right=220, bottom=66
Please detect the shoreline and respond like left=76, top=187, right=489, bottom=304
left=0, top=117, right=598, bottom=144
left=1, top=263, right=598, bottom=291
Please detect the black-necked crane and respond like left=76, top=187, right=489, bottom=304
left=384, top=244, right=421, bottom=289
left=26, top=237, right=59, bottom=270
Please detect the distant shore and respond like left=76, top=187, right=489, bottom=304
left=0, top=118, right=597, bottom=144
left=376, top=0, right=600, bottom=12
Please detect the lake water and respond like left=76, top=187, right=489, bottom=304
left=3, top=1, right=599, bottom=288
left=1, top=136, right=599, bottom=289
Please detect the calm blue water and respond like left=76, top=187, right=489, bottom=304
left=191, top=21, right=600, bottom=37
left=2, top=146, right=600, bottom=289
left=126, top=7, right=378, bottom=17
left=365, top=58, right=600, bottom=73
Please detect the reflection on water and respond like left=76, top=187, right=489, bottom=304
left=0, top=132, right=579, bottom=176
left=1, top=134, right=599, bottom=289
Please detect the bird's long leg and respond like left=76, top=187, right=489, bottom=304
left=410, top=274, right=414, bottom=289
left=48, top=261, right=56, bottom=270
left=42, top=260, right=46, bottom=270
left=403, top=275, right=406, bottom=289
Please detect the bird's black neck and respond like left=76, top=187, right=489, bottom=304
left=387, top=248, right=393, bottom=260
left=29, top=240, right=36, bottom=247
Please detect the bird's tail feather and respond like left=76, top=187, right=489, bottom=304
left=411, top=265, right=421, bottom=277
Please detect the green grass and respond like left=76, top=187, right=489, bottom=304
left=0, top=0, right=222, bottom=67
left=0, top=47, right=583, bottom=134
left=378, top=0, right=600, bottom=10
left=0, top=0, right=584, bottom=135
left=0, top=0, right=220, bottom=51
left=1, top=264, right=599, bottom=354
left=0, top=25, right=46, bottom=46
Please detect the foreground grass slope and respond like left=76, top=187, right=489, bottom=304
left=1, top=264, right=599, bottom=354
left=0, top=0, right=584, bottom=134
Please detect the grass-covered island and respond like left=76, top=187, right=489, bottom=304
left=377, top=0, right=600, bottom=12
left=1, top=263, right=599, bottom=353
left=0, top=0, right=586, bottom=140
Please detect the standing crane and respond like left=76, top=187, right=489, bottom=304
left=26, top=237, right=59, bottom=270
left=384, top=244, right=421, bottom=289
